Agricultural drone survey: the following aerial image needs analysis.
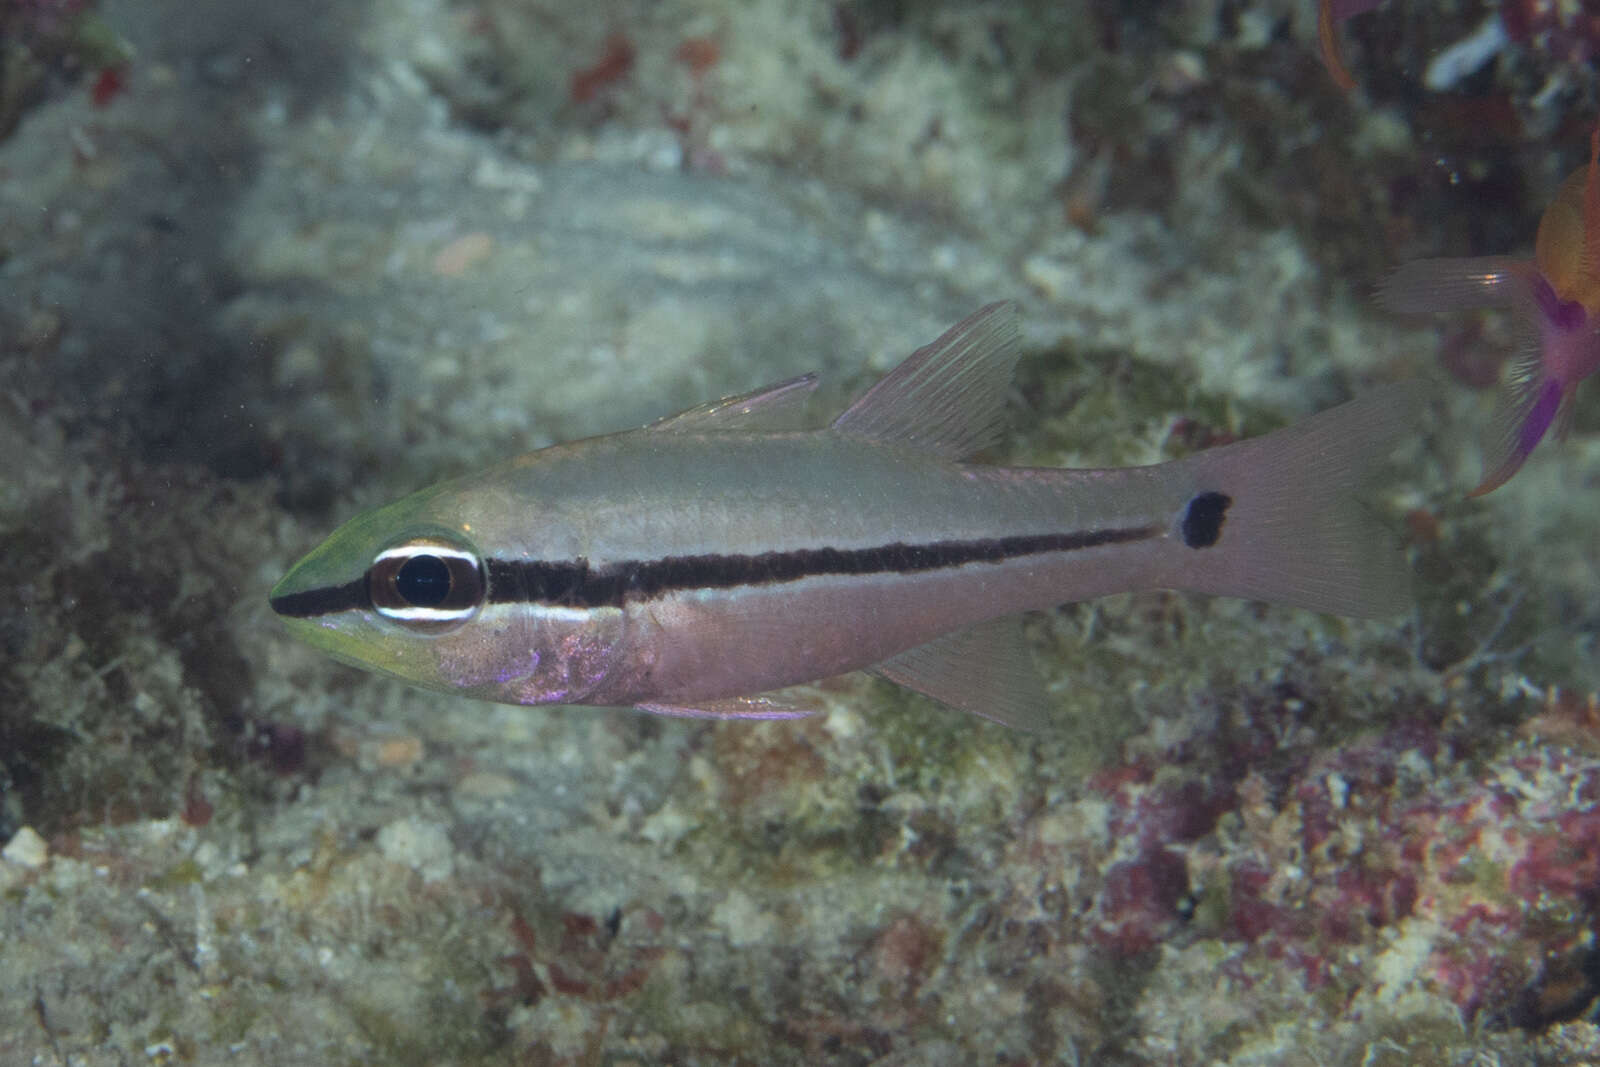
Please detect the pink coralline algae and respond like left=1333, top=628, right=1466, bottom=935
left=1084, top=762, right=1234, bottom=954
left=4, top=0, right=91, bottom=40
left=1500, top=0, right=1600, bottom=64
left=1072, top=692, right=1600, bottom=1028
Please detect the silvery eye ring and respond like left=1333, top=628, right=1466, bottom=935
left=369, top=537, right=484, bottom=627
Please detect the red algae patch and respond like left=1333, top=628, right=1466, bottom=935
left=1084, top=708, right=1600, bottom=1027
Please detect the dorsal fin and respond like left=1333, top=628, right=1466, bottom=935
left=831, top=302, right=1020, bottom=460
left=649, top=374, right=820, bottom=433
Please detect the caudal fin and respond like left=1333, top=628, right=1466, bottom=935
left=1169, top=384, right=1426, bottom=618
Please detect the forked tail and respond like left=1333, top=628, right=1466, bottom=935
left=1164, top=384, right=1426, bottom=618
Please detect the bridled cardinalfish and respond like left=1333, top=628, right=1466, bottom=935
left=270, top=303, right=1417, bottom=729
left=1382, top=132, right=1600, bottom=496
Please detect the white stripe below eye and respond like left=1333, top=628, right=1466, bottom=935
left=477, top=603, right=607, bottom=625
left=376, top=604, right=480, bottom=622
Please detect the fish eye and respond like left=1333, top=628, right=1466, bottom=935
left=369, top=537, right=484, bottom=629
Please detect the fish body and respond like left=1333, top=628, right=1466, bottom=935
left=1382, top=132, right=1600, bottom=495
left=271, top=303, right=1416, bottom=728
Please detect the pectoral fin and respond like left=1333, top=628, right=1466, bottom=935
left=1378, top=257, right=1532, bottom=313
left=871, top=615, right=1054, bottom=731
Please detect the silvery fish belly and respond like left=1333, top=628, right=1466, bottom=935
left=270, top=303, right=1421, bottom=729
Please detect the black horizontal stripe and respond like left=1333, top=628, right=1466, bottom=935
left=271, top=524, right=1163, bottom=620
left=270, top=577, right=369, bottom=618
left=486, top=524, right=1161, bottom=609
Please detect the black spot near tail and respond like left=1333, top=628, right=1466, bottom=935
left=1181, top=491, right=1231, bottom=549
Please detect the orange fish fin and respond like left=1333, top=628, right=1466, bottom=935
left=1584, top=126, right=1600, bottom=280
left=1317, top=0, right=1359, bottom=91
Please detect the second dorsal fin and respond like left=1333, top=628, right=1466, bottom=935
left=830, top=302, right=1020, bottom=460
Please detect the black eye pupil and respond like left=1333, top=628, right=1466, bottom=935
left=369, top=540, right=484, bottom=626
left=395, top=555, right=452, bottom=606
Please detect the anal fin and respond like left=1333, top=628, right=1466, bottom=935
left=636, top=694, right=821, bottom=720
left=870, top=615, right=1053, bottom=731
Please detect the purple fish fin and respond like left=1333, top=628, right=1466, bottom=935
left=1378, top=257, right=1533, bottom=313
left=1469, top=364, right=1565, bottom=496
left=832, top=301, right=1020, bottom=460
left=649, top=373, right=820, bottom=433
left=870, top=615, right=1052, bottom=731
left=1168, top=383, right=1427, bottom=618
left=1554, top=383, right=1581, bottom=441
left=636, top=693, right=821, bottom=720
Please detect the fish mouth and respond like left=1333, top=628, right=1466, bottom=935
left=269, top=527, right=377, bottom=620
left=269, top=572, right=370, bottom=619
